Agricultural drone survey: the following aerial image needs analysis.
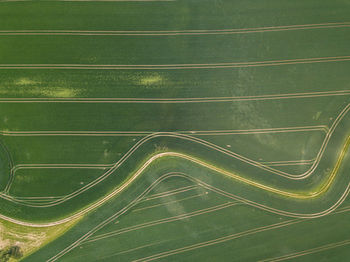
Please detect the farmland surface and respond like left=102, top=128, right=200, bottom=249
left=0, top=0, right=350, bottom=261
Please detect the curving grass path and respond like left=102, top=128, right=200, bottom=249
left=0, top=115, right=350, bottom=226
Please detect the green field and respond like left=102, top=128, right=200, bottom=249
left=0, top=0, right=350, bottom=261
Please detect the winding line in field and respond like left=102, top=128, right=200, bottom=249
left=0, top=100, right=349, bottom=228
left=2, top=90, right=342, bottom=206
left=6, top=155, right=316, bottom=205
left=0, top=139, right=14, bottom=192
left=0, top=56, right=349, bottom=70
left=5, top=164, right=117, bottom=199
left=0, top=109, right=342, bottom=207
left=120, top=142, right=348, bottom=201
left=47, top=173, right=183, bottom=261
left=0, top=123, right=334, bottom=206
left=1, top=124, right=327, bottom=202
left=0, top=102, right=332, bottom=198
left=4, top=163, right=113, bottom=197
left=0, top=131, right=314, bottom=206
left=1, top=22, right=349, bottom=36
left=46, top=173, right=350, bottom=262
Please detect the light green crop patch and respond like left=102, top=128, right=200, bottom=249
left=40, top=88, right=79, bottom=98
left=136, top=73, right=166, bottom=88
left=0, top=86, right=80, bottom=98
left=0, top=78, right=80, bottom=98
left=13, top=78, right=38, bottom=86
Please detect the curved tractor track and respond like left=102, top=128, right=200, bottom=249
left=0, top=102, right=350, bottom=226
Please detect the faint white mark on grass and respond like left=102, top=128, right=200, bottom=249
left=313, top=111, right=322, bottom=120
left=99, top=240, right=165, bottom=260
left=103, top=149, right=110, bottom=158
left=132, top=193, right=205, bottom=213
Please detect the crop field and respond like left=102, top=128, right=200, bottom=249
left=0, top=0, right=350, bottom=261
